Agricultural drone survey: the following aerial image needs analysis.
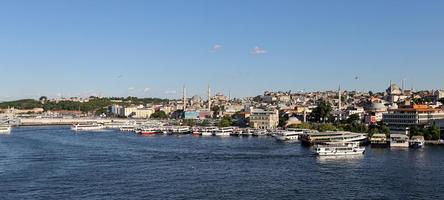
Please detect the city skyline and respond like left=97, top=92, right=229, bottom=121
left=1, top=1, right=444, bottom=100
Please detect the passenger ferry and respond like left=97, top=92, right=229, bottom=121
left=0, top=125, right=12, bottom=134
left=241, top=129, right=254, bottom=137
left=253, top=129, right=268, bottom=137
left=71, top=123, right=105, bottom=131
left=201, top=127, right=217, bottom=136
left=300, top=131, right=367, bottom=145
left=214, top=127, right=233, bottom=137
left=275, top=129, right=306, bottom=142
left=390, top=134, right=409, bottom=148
left=409, top=136, right=425, bottom=148
left=171, top=126, right=190, bottom=134
left=370, top=134, right=389, bottom=147
left=315, top=142, right=365, bottom=156
left=119, top=125, right=135, bottom=132
left=139, top=127, right=158, bottom=135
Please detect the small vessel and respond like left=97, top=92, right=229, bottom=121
left=120, top=125, right=135, bottom=132
left=171, top=126, right=190, bottom=134
left=201, top=127, right=217, bottom=136
left=71, top=123, right=104, bottom=131
left=370, top=134, right=389, bottom=148
left=0, top=125, right=12, bottom=134
left=390, top=134, right=409, bottom=148
left=253, top=129, right=268, bottom=137
left=241, top=129, right=254, bottom=137
left=139, top=127, right=158, bottom=135
left=214, top=127, right=233, bottom=137
left=315, top=142, right=365, bottom=156
left=410, top=136, right=425, bottom=148
left=275, top=129, right=305, bottom=142
left=192, top=127, right=202, bottom=135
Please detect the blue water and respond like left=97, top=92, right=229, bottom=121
left=1, top=126, right=444, bottom=200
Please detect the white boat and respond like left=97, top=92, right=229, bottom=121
left=71, top=123, right=105, bottom=131
left=275, top=129, right=305, bottom=141
left=214, top=127, right=233, bottom=137
left=253, top=129, right=268, bottom=137
left=315, top=143, right=365, bottom=156
left=390, top=134, right=409, bottom=148
left=120, top=125, right=135, bottom=132
left=409, top=136, right=425, bottom=148
left=172, top=126, right=190, bottom=134
left=300, top=131, right=368, bottom=145
left=241, top=129, right=254, bottom=137
left=370, top=134, right=389, bottom=147
left=201, top=127, right=217, bottom=136
left=0, top=125, right=12, bottom=134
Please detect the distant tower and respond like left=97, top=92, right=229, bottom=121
left=338, top=84, right=342, bottom=110
left=401, top=79, right=405, bottom=94
left=183, top=85, right=187, bottom=110
left=208, top=84, right=211, bottom=111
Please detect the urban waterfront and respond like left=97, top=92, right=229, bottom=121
left=1, top=126, right=443, bottom=200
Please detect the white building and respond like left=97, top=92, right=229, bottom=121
left=249, top=109, right=279, bottom=129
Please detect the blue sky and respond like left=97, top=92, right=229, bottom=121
left=1, top=0, right=443, bottom=100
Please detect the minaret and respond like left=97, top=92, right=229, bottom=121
left=182, top=85, right=187, bottom=110
left=401, top=79, right=405, bottom=94
left=338, top=84, right=342, bottom=110
left=207, top=84, right=211, bottom=111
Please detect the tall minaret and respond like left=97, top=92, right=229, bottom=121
left=182, top=85, right=187, bottom=110
left=207, top=84, right=211, bottom=111
left=338, top=84, right=342, bottom=110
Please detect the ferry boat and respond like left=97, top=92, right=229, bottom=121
left=119, top=125, right=135, bottom=132
left=409, top=136, right=425, bottom=148
left=201, top=127, right=217, bottom=136
left=139, top=127, right=157, bottom=135
left=253, top=129, right=268, bottom=137
left=390, top=134, right=409, bottom=148
left=241, top=129, right=254, bottom=137
left=171, top=126, right=190, bottom=134
left=0, top=125, right=12, bottom=134
left=300, top=131, right=368, bottom=146
left=275, top=129, right=305, bottom=142
left=214, top=127, right=233, bottom=137
left=71, top=123, right=105, bottom=131
left=370, top=134, right=389, bottom=147
left=315, top=142, right=365, bottom=156
left=192, top=127, right=202, bottom=135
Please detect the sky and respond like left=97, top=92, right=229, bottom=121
left=1, top=0, right=444, bottom=101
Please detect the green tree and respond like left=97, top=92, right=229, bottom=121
left=310, top=101, right=332, bottom=123
left=380, top=125, right=390, bottom=137
left=429, top=124, right=441, bottom=140
left=151, top=111, right=168, bottom=119
left=347, top=114, right=361, bottom=124
left=183, top=119, right=196, bottom=127
left=199, top=120, right=211, bottom=127
left=218, top=116, right=233, bottom=127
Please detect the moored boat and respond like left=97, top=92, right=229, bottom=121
left=300, top=131, right=367, bottom=146
left=390, top=134, right=409, bottom=148
left=275, top=129, right=305, bottom=142
left=370, top=134, right=389, bottom=148
left=315, top=142, right=365, bottom=156
left=409, top=136, right=425, bottom=148
left=0, top=125, right=12, bottom=134
left=71, top=123, right=104, bottom=131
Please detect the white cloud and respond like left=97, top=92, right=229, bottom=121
left=210, top=44, right=223, bottom=52
left=128, top=87, right=135, bottom=91
left=143, top=87, right=151, bottom=92
left=251, top=46, right=267, bottom=55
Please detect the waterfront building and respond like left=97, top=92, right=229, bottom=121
left=120, top=106, right=154, bottom=118
left=364, top=102, right=388, bottom=124
left=383, top=104, right=444, bottom=134
left=249, top=108, right=279, bottom=129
